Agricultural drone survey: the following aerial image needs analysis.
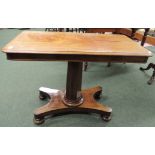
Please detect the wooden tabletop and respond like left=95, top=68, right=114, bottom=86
left=2, top=31, right=152, bottom=62
left=2, top=31, right=152, bottom=56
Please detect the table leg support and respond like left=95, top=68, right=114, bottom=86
left=33, top=61, right=112, bottom=125
left=64, top=61, right=83, bottom=106
left=34, top=86, right=112, bottom=125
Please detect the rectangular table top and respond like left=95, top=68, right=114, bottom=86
left=2, top=31, right=152, bottom=56
left=2, top=31, right=152, bottom=62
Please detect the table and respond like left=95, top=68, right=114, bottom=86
left=2, top=31, right=152, bottom=125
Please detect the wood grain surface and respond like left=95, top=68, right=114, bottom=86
left=2, top=31, right=152, bottom=57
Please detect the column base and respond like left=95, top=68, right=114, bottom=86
left=34, top=86, right=112, bottom=125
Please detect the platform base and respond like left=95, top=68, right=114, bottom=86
left=34, top=86, right=112, bottom=125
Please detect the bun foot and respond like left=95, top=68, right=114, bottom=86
left=101, top=114, right=112, bottom=122
left=33, top=116, right=45, bottom=125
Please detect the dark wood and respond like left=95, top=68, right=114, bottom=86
left=6, top=53, right=149, bottom=63
left=131, top=28, right=138, bottom=39
left=66, top=28, right=69, bottom=32
left=65, top=61, right=83, bottom=106
left=33, top=86, right=112, bottom=125
left=85, top=28, right=121, bottom=33
left=141, top=28, right=150, bottom=46
left=131, top=28, right=150, bottom=46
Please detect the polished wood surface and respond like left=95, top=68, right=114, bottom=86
left=2, top=31, right=151, bottom=57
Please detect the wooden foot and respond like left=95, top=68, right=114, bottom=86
left=34, top=86, right=112, bottom=125
left=101, top=114, right=112, bottom=121
left=33, top=116, right=45, bottom=125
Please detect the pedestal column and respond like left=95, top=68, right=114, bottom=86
left=63, top=61, right=83, bottom=106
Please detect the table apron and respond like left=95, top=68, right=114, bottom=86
left=7, top=53, right=148, bottom=63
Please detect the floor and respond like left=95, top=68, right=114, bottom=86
left=0, top=28, right=155, bottom=127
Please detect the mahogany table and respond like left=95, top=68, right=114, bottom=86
left=2, top=31, right=152, bottom=125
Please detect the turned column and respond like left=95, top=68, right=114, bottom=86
left=63, top=61, right=83, bottom=106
